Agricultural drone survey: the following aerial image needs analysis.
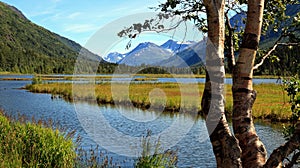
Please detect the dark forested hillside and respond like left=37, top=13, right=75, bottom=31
left=0, top=2, right=115, bottom=74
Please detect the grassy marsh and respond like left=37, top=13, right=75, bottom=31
left=25, top=82, right=290, bottom=121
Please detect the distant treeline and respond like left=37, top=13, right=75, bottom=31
left=0, top=47, right=117, bottom=74
left=1, top=47, right=299, bottom=75
left=0, top=42, right=298, bottom=75
left=112, top=64, right=206, bottom=75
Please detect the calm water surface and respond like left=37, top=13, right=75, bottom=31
left=0, top=74, right=282, bottom=84
left=0, top=76, right=285, bottom=167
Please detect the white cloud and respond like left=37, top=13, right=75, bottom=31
left=28, top=10, right=54, bottom=17
left=64, top=24, right=99, bottom=33
left=67, top=12, right=81, bottom=19
left=39, top=12, right=64, bottom=23
left=112, top=6, right=130, bottom=12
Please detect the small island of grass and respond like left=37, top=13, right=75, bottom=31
left=25, top=81, right=291, bottom=121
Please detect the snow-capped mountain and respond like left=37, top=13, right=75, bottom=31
left=156, top=39, right=206, bottom=67
left=104, top=39, right=205, bottom=67
left=160, top=39, right=194, bottom=53
left=103, top=52, right=125, bottom=63
left=118, top=42, right=173, bottom=66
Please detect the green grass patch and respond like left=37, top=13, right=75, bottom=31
left=135, top=131, right=177, bottom=168
left=0, top=110, right=76, bottom=168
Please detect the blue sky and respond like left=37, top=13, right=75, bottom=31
left=2, top=0, right=203, bottom=56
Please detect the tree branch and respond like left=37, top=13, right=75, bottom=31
left=253, top=42, right=300, bottom=70
left=253, top=30, right=300, bottom=70
left=264, top=123, right=300, bottom=168
left=117, top=13, right=189, bottom=50
left=225, top=11, right=236, bottom=71
left=283, top=151, right=300, bottom=168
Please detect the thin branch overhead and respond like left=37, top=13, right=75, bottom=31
left=254, top=29, right=300, bottom=70
left=254, top=42, right=299, bottom=70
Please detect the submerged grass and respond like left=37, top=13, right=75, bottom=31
left=25, top=82, right=291, bottom=121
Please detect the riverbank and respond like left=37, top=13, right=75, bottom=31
left=0, top=108, right=178, bottom=167
left=25, top=82, right=291, bottom=121
left=0, top=109, right=76, bottom=167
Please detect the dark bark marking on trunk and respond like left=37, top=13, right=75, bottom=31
left=241, top=33, right=259, bottom=50
left=236, top=61, right=246, bottom=64
left=241, top=77, right=252, bottom=80
left=234, top=88, right=253, bottom=94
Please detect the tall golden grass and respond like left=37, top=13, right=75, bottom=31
left=26, top=82, right=290, bottom=120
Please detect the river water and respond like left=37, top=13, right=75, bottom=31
left=0, top=75, right=285, bottom=167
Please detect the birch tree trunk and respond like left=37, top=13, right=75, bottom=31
left=232, top=0, right=267, bottom=167
left=202, top=0, right=242, bottom=167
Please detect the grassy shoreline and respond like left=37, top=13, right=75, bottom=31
left=25, top=82, right=291, bottom=121
left=0, top=109, right=177, bottom=167
left=0, top=110, right=76, bottom=167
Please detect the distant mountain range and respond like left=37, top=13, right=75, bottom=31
left=156, top=40, right=206, bottom=67
left=118, top=42, right=173, bottom=66
left=161, top=39, right=195, bottom=53
left=104, top=52, right=126, bottom=63
left=103, top=39, right=205, bottom=67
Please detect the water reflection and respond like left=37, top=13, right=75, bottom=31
left=74, top=102, right=199, bottom=157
